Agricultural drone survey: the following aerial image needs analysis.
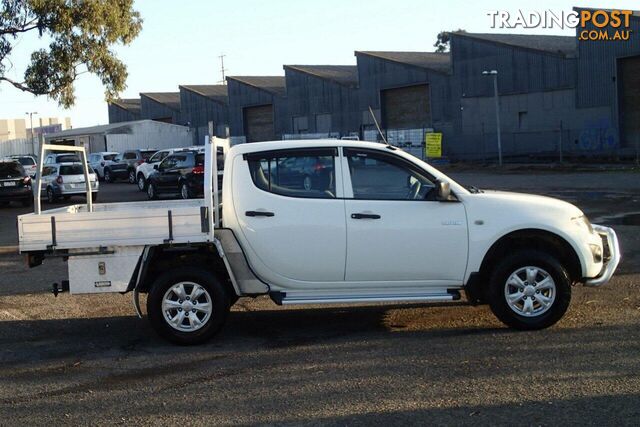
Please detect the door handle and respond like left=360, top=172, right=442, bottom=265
left=351, top=213, right=381, bottom=220
left=246, top=210, right=275, bottom=217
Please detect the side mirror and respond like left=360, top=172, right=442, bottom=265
left=153, top=164, right=159, bottom=170
left=435, top=180, right=453, bottom=202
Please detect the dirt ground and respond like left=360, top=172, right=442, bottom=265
left=0, top=170, right=638, bottom=425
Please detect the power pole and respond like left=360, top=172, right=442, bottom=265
left=25, top=111, right=38, bottom=154
left=218, top=54, right=227, bottom=85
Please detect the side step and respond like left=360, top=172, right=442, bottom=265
left=271, top=290, right=461, bottom=305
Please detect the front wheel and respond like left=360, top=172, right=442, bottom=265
left=147, top=181, right=158, bottom=200
left=104, top=169, right=113, bottom=183
left=46, top=187, right=57, bottom=204
left=147, top=268, right=230, bottom=345
left=128, top=169, right=136, bottom=184
left=180, top=182, right=192, bottom=199
left=137, top=173, right=146, bottom=191
left=488, top=250, right=571, bottom=330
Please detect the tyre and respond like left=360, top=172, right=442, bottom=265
left=128, top=169, right=136, bottom=184
left=488, top=250, right=571, bottom=330
left=46, top=187, right=57, bottom=204
left=147, top=181, right=158, bottom=200
left=147, top=268, right=230, bottom=345
left=180, top=182, right=191, bottom=199
left=137, top=173, right=146, bottom=191
left=91, top=192, right=98, bottom=202
left=104, top=169, right=113, bottom=183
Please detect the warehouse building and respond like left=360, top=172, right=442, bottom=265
left=179, top=84, right=229, bottom=144
left=140, top=92, right=182, bottom=125
left=108, top=98, right=141, bottom=123
left=283, top=65, right=359, bottom=139
left=226, top=76, right=287, bottom=143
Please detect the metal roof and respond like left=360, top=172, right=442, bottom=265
left=226, top=76, right=286, bottom=97
left=179, top=85, right=228, bottom=104
left=45, top=120, right=184, bottom=139
left=284, top=65, right=358, bottom=87
left=110, top=98, right=141, bottom=113
left=355, top=51, right=451, bottom=74
left=452, top=32, right=577, bottom=57
left=140, top=92, right=181, bottom=111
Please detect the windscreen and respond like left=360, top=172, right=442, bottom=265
left=14, top=157, right=35, bottom=166
left=0, top=162, right=24, bottom=177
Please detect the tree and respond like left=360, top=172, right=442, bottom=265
left=0, top=0, right=142, bottom=108
left=434, top=29, right=465, bottom=53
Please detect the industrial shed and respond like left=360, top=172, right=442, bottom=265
left=226, top=76, right=287, bottom=143
left=283, top=65, right=359, bottom=138
left=140, top=92, right=182, bottom=125
left=45, top=120, right=192, bottom=154
left=108, top=99, right=141, bottom=123
left=179, top=85, right=229, bottom=144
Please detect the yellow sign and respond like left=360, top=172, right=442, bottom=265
left=425, top=133, right=442, bottom=158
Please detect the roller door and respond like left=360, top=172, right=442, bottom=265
left=244, top=104, right=275, bottom=142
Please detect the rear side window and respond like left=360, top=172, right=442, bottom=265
left=0, top=162, right=24, bottom=177
left=246, top=148, right=337, bottom=199
left=141, top=150, right=157, bottom=160
left=60, top=165, right=85, bottom=175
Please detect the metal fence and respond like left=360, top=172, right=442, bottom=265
left=0, top=138, right=38, bottom=158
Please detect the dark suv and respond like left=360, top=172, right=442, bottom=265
left=104, top=149, right=157, bottom=183
left=146, top=151, right=207, bottom=200
left=0, top=160, right=33, bottom=207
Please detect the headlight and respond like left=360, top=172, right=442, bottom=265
left=572, top=215, right=594, bottom=234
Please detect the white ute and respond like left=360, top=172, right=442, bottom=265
left=17, top=138, right=621, bottom=344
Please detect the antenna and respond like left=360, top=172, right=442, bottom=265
left=368, top=106, right=389, bottom=145
left=218, top=54, right=227, bottom=85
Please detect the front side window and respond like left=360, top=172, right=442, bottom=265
left=345, top=149, right=434, bottom=200
left=149, top=151, right=165, bottom=163
left=160, top=156, right=179, bottom=170
left=247, top=148, right=337, bottom=199
left=174, top=154, right=193, bottom=168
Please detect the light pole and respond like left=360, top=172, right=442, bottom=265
left=482, top=70, right=502, bottom=166
left=25, top=111, right=38, bottom=154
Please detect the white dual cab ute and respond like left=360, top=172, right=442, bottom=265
left=17, top=138, right=621, bottom=344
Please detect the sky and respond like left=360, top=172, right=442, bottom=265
left=1, top=0, right=638, bottom=128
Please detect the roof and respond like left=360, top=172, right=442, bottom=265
left=110, top=98, right=141, bottom=114
left=452, top=32, right=576, bottom=57
left=140, top=92, right=181, bottom=111
left=226, top=76, right=286, bottom=97
left=284, top=65, right=358, bottom=87
left=45, top=120, right=186, bottom=139
left=179, top=85, right=228, bottom=104
left=355, top=51, right=451, bottom=73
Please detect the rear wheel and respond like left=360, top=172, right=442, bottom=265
left=46, top=187, right=57, bottom=204
left=128, top=169, right=136, bottom=184
left=104, top=169, right=113, bottom=183
left=488, top=250, right=571, bottom=330
left=180, top=182, right=191, bottom=199
left=147, top=268, right=230, bottom=345
left=147, top=181, right=158, bottom=200
left=137, top=173, right=146, bottom=191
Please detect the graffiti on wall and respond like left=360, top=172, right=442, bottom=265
left=578, top=118, right=618, bottom=151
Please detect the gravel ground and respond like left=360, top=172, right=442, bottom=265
left=0, top=171, right=638, bottom=425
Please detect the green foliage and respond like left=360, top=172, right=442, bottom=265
left=0, top=0, right=142, bottom=107
left=434, top=29, right=465, bottom=53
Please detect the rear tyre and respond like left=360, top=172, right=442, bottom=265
left=104, top=169, right=113, bottom=183
left=128, top=169, right=136, bottom=184
left=137, top=173, right=146, bottom=191
left=147, top=181, right=158, bottom=200
left=488, top=250, right=571, bottom=330
left=147, top=268, right=230, bottom=345
left=46, top=187, right=57, bottom=204
left=180, top=182, right=192, bottom=199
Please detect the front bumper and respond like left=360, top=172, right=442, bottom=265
left=585, top=225, right=621, bottom=287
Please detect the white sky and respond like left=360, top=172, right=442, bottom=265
left=0, top=0, right=637, bottom=128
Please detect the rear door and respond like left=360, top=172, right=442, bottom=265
left=156, top=155, right=181, bottom=190
left=342, top=148, right=468, bottom=285
left=232, top=147, right=346, bottom=282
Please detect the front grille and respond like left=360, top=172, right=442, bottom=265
left=600, top=233, right=611, bottom=264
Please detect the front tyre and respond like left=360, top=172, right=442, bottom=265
left=180, top=182, right=192, bottom=199
left=147, top=268, right=230, bottom=345
left=137, top=173, right=146, bottom=191
left=147, top=181, right=158, bottom=200
left=128, top=169, right=136, bottom=184
left=488, top=250, right=571, bottom=330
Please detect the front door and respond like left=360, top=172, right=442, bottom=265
left=232, top=147, right=346, bottom=283
left=342, top=148, right=468, bottom=284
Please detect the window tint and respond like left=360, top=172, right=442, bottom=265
left=14, top=157, right=35, bottom=166
left=57, top=154, right=80, bottom=163
left=149, top=151, right=165, bottom=162
left=345, top=149, right=434, bottom=200
left=174, top=154, right=193, bottom=168
left=141, top=150, right=157, bottom=160
left=247, top=149, right=336, bottom=199
left=60, top=165, right=85, bottom=175
left=103, top=154, right=117, bottom=161
left=196, top=154, right=205, bottom=167
left=160, top=156, right=178, bottom=170
left=41, top=166, right=54, bottom=176
left=123, top=152, right=136, bottom=160
left=0, top=162, right=24, bottom=177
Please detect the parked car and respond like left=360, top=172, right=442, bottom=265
left=89, top=152, right=119, bottom=180
left=44, top=152, right=80, bottom=165
left=104, top=149, right=157, bottom=184
left=17, top=140, right=621, bottom=345
left=146, top=150, right=206, bottom=200
left=0, top=159, right=32, bottom=207
left=37, top=162, right=99, bottom=203
left=9, top=155, right=38, bottom=177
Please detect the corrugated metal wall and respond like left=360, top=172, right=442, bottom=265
left=179, top=88, right=228, bottom=144
left=108, top=104, right=140, bottom=124
left=227, top=79, right=287, bottom=140
left=105, top=122, right=192, bottom=152
left=140, top=96, right=182, bottom=125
